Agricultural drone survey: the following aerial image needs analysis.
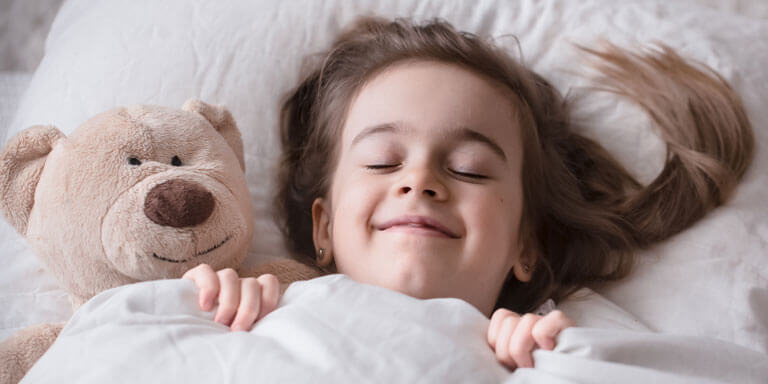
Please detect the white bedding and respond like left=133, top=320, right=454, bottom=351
left=22, top=277, right=768, bottom=383
left=0, top=73, right=31, bottom=133
left=1, top=0, right=768, bottom=378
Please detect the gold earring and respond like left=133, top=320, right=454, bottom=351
left=317, top=247, right=332, bottom=267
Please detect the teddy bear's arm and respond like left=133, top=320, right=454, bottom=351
left=0, top=322, right=64, bottom=384
left=238, top=259, right=324, bottom=293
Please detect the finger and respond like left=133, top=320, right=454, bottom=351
left=230, top=278, right=262, bottom=332
left=256, top=274, right=280, bottom=321
left=213, top=268, right=241, bottom=326
left=495, top=314, right=521, bottom=370
left=182, top=264, right=219, bottom=311
left=532, top=310, right=574, bottom=350
left=488, top=308, right=515, bottom=348
left=508, top=313, right=540, bottom=369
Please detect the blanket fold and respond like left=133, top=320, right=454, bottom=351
left=22, top=276, right=768, bottom=384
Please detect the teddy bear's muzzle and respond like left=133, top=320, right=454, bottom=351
left=143, top=179, right=215, bottom=228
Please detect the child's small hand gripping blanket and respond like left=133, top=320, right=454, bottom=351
left=22, top=275, right=768, bottom=384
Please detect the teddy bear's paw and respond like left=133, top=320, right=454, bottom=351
left=0, top=322, right=64, bottom=383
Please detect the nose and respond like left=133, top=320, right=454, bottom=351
left=144, top=179, right=215, bottom=228
left=396, top=165, right=448, bottom=201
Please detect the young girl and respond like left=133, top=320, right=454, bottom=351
left=183, top=17, right=753, bottom=370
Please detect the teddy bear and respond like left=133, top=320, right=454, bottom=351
left=0, top=100, right=321, bottom=383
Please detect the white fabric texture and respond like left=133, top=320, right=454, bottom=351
left=0, top=72, right=31, bottom=132
left=1, top=0, right=767, bottom=362
left=22, top=277, right=768, bottom=384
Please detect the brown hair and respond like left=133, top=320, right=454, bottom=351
left=276, top=17, right=754, bottom=312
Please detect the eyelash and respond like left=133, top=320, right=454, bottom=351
left=365, top=164, right=399, bottom=170
left=450, top=170, right=489, bottom=180
left=365, top=164, right=488, bottom=180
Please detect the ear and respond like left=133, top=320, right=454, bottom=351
left=311, top=197, right=333, bottom=267
left=0, top=125, right=65, bottom=235
left=181, top=99, right=245, bottom=171
left=512, top=250, right=535, bottom=282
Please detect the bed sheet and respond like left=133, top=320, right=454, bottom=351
left=1, top=0, right=767, bottom=359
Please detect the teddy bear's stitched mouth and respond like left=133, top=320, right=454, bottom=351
left=151, top=235, right=231, bottom=263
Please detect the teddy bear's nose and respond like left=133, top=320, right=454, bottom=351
left=144, top=179, right=215, bottom=228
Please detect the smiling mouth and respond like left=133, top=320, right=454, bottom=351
left=381, top=224, right=453, bottom=238
left=151, top=235, right=231, bottom=263
left=377, top=216, right=459, bottom=238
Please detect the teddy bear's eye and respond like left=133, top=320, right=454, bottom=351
left=128, top=157, right=142, bottom=166
left=171, top=156, right=182, bottom=166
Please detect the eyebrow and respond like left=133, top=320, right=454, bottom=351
left=453, top=127, right=508, bottom=161
left=351, top=123, right=402, bottom=146
left=351, top=123, right=508, bottom=162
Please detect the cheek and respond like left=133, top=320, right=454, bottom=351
left=329, top=173, right=380, bottom=248
left=502, top=192, right=524, bottom=241
left=332, top=175, right=373, bottom=219
left=469, top=187, right=524, bottom=256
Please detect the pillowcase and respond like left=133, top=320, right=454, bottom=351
left=4, top=0, right=768, bottom=353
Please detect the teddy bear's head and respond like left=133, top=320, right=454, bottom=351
left=0, top=100, right=254, bottom=307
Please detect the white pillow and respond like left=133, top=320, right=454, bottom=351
left=4, top=0, right=768, bottom=353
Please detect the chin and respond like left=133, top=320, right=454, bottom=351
left=381, top=266, right=446, bottom=300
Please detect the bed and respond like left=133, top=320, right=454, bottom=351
left=2, top=0, right=767, bottom=382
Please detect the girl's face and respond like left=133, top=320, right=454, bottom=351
left=312, top=60, right=531, bottom=316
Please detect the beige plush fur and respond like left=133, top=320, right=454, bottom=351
left=0, top=100, right=319, bottom=383
left=0, top=323, right=63, bottom=384
left=241, top=258, right=324, bottom=293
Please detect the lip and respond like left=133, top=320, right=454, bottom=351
left=151, top=235, right=231, bottom=263
left=377, top=216, right=459, bottom=238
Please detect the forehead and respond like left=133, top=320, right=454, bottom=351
left=342, top=60, right=523, bottom=152
left=68, top=107, right=216, bottom=155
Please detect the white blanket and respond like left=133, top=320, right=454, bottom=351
left=22, top=276, right=768, bottom=383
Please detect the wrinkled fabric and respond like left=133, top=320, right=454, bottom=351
left=24, top=276, right=768, bottom=384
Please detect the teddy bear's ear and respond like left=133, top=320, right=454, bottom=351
left=0, top=125, right=65, bottom=235
left=182, top=99, right=246, bottom=171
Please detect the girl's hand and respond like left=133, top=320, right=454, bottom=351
left=487, top=308, right=573, bottom=370
left=182, top=264, right=280, bottom=331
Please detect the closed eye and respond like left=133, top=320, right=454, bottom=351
left=365, top=164, right=400, bottom=171
left=450, top=169, right=489, bottom=180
